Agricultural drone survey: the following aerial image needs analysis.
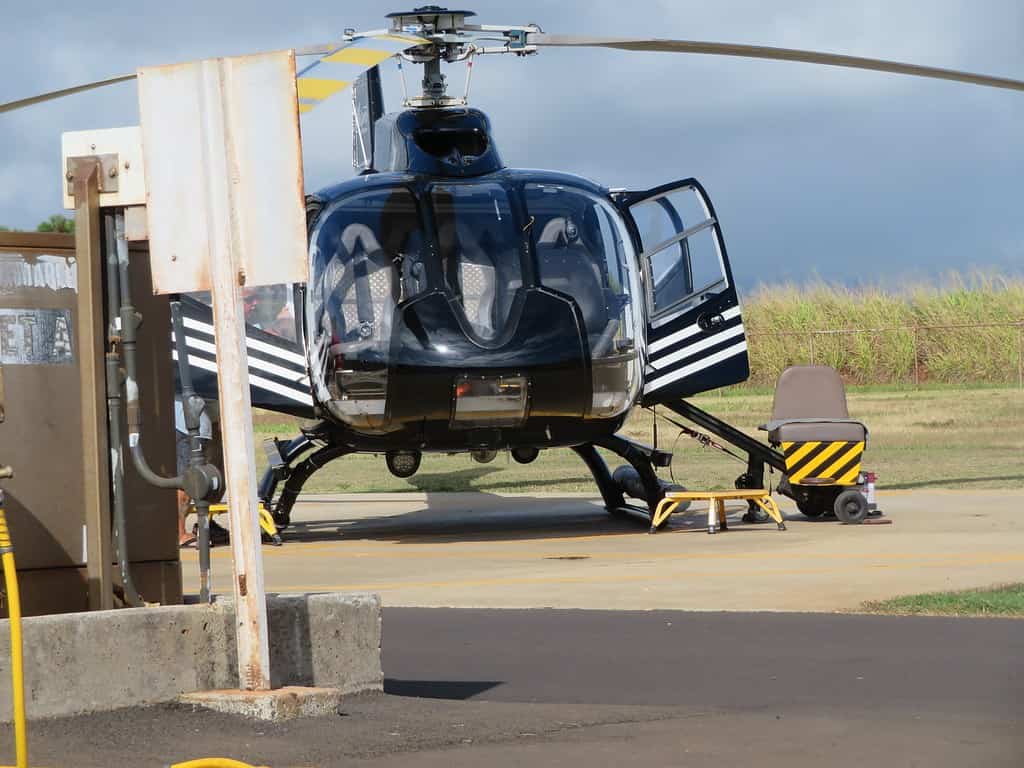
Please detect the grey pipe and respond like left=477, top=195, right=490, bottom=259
left=115, top=213, right=214, bottom=602
left=117, top=214, right=182, bottom=490
left=104, top=215, right=143, bottom=607
left=170, top=300, right=213, bottom=601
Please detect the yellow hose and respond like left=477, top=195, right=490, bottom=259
left=0, top=468, right=263, bottom=768
left=0, top=473, right=263, bottom=768
left=0, top=504, right=27, bottom=768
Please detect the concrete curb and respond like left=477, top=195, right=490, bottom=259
left=0, top=592, right=381, bottom=721
left=180, top=686, right=343, bottom=721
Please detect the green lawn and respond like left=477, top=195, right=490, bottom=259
left=862, top=583, right=1024, bottom=617
left=251, top=386, right=1024, bottom=495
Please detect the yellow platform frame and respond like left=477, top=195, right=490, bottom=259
left=189, top=501, right=282, bottom=545
left=651, top=489, right=787, bottom=534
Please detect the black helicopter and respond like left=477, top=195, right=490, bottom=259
left=5, top=7, right=1021, bottom=532
left=186, top=9, right=761, bottom=531
left=165, top=7, right=1024, bottom=532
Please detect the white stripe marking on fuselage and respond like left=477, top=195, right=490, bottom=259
left=182, top=316, right=307, bottom=367
left=173, top=350, right=312, bottom=405
left=647, top=306, right=742, bottom=357
left=643, top=340, right=749, bottom=395
left=647, top=323, right=746, bottom=371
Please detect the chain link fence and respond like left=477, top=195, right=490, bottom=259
left=745, top=321, right=1024, bottom=388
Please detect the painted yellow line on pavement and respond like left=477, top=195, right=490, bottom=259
left=190, top=553, right=1024, bottom=597
left=181, top=547, right=1024, bottom=564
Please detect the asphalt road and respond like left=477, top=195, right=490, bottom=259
left=5, top=608, right=1022, bottom=766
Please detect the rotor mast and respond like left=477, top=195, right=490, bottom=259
left=384, top=6, right=538, bottom=108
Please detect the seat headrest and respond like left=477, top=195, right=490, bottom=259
left=538, top=217, right=580, bottom=248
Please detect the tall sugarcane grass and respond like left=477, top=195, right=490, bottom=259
left=741, top=274, right=1024, bottom=386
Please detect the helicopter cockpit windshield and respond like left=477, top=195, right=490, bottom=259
left=431, top=182, right=523, bottom=342
left=308, top=187, right=426, bottom=428
left=308, top=177, right=642, bottom=432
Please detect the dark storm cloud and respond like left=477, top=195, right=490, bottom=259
left=1, top=0, right=1021, bottom=285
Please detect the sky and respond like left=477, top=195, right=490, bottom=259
left=1, top=0, right=1022, bottom=288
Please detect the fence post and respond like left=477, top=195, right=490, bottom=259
left=809, top=332, right=815, bottom=365
left=1018, top=322, right=1023, bottom=390
left=913, top=325, right=920, bottom=388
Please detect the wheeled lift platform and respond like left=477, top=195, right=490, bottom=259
left=651, top=488, right=786, bottom=534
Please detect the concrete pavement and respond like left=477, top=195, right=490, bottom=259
left=184, top=489, right=1024, bottom=611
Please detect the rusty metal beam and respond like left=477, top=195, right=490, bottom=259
left=0, top=232, right=75, bottom=252
left=71, top=158, right=113, bottom=611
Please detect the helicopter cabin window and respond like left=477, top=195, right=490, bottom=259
left=187, top=287, right=297, bottom=343
left=524, top=183, right=642, bottom=418
left=630, top=186, right=727, bottom=317
left=242, top=285, right=297, bottom=342
left=307, top=187, right=427, bottom=428
left=430, top=183, right=523, bottom=342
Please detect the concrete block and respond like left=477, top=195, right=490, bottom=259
left=0, top=592, right=381, bottom=721
left=265, top=593, right=383, bottom=692
left=180, top=686, right=342, bottom=721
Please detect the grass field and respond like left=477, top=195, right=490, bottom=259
left=863, top=583, right=1024, bottom=617
left=252, top=385, right=1023, bottom=495
left=744, top=275, right=1023, bottom=387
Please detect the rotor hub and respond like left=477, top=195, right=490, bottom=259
left=386, top=6, right=476, bottom=35
left=381, top=6, right=540, bottom=108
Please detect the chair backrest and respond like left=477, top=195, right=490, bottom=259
left=771, top=365, right=850, bottom=420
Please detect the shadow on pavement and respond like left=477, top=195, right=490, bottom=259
left=383, top=679, right=503, bottom=700
left=278, top=492, right=788, bottom=546
left=280, top=496, right=639, bottom=545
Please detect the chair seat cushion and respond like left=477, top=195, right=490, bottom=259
left=767, top=419, right=868, bottom=444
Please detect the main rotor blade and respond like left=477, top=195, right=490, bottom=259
left=295, top=30, right=401, bottom=57
left=528, top=34, right=1024, bottom=93
left=295, top=42, right=338, bottom=57
left=296, top=32, right=428, bottom=114
left=0, top=31, right=391, bottom=115
left=0, top=73, right=137, bottom=115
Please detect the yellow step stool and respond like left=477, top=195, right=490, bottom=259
left=190, top=501, right=283, bottom=546
left=651, top=489, right=786, bottom=534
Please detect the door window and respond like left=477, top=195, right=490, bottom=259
left=630, top=186, right=727, bottom=317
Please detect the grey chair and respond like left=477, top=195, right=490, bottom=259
left=762, top=366, right=873, bottom=523
left=764, top=365, right=867, bottom=445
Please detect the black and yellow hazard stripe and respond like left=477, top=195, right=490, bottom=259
left=781, top=440, right=864, bottom=485
left=295, top=33, right=427, bottom=114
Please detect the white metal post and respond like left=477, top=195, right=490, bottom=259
left=138, top=50, right=308, bottom=691
left=195, top=59, right=271, bottom=691
left=210, top=288, right=270, bottom=690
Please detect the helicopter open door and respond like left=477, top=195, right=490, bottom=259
left=615, top=179, right=749, bottom=405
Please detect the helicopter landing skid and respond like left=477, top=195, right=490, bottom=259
left=574, top=434, right=677, bottom=531
left=258, top=430, right=678, bottom=537
left=258, top=427, right=351, bottom=529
